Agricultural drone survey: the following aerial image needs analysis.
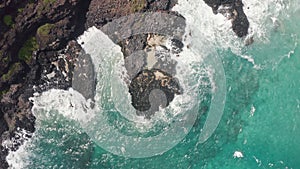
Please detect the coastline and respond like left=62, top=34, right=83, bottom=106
left=0, top=0, right=249, bottom=168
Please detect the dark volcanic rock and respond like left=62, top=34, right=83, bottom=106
left=0, top=110, right=8, bottom=140
left=86, top=0, right=178, bottom=29
left=0, top=0, right=181, bottom=167
left=33, top=40, right=82, bottom=93
left=87, top=0, right=182, bottom=119
left=72, top=51, right=96, bottom=100
left=147, top=0, right=178, bottom=11
left=86, top=0, right=146, bottom=28
left=118, top=34, right=148, bottom=58
left=203, top=0, right=249, bottom=37
left=0, top=145, right=8, bottom=169
left=0, top=84, right=35, bottom=168
left=0, top=0, right=91, bottom=168
left=129, top=69, right=182, bottom=118
left=231, top=0, right=249, bottom=37
left=0, top=0, right=91, bottom=87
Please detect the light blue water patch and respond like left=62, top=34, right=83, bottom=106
left=6, top=1, right=300, bottom=169
left=204, top=7, right=300, bottom=169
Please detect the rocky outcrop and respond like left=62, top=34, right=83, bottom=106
left=0, top=0, right=91, bottom=167
left=203, top=0, right=249, bottom=37
left=0, top=0, right=91, bottom=90
left=1, top=0, right=181, bottom=166
left=86, top=0, right=178, bottom=29
left=85, top=0, right=183, bottom=119
left=0, top=0, right=251, bottom=167
left=129, top=69, right=182, bottom=118
left=230, top=0, right=249, bottom=37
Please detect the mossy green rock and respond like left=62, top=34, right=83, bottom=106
left=18, top=37, right=39, bottom=64
left=0, top=88, right=9, bottom=98
left=3, top=15, right=13, bottom=27
left=37, top=23, right=54, bottom=36
left=36, top=23, right=56, bottom=49
left=1, top=62, right=22, bottom=82
left=43, top=0, right=56, bottom=4
left=130, top=0, right=146, bottom=12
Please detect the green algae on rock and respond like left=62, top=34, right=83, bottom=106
left=130, top=0, right=147, bottom=12
left=36, top=23, right=55, bottom=49
left=18, top=37, right=39, bottom=64
left=0, top=62, right=22, bottom=82
left=43, top=0, right=56, bottom=4
left=37, top=23, right=54, bottom=36
left=0, top=88, right=9, bottom=98
left=3, top=15, right=13, bottom=27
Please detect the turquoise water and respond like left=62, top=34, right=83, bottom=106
left=6, top=1, right=300, bottom=169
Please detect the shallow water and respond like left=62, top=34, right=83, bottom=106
left=6, top=0, right=300, bottom=168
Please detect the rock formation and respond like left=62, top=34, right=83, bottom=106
left=203, top=0, right=249, bottom=37
left=0, top=0, right=250, bottom=167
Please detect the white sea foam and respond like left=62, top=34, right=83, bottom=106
left=250, top=105, right=256, bottom=117
left=233, top=151, right=244, bottom=158
left=6, top=130, right=33, bottom=169
left=6, top=89, right=93, bottom=169
left=6, top=0, right=296, bottom=166
left=243, top=0, right=291, bottom=41
left=173, top=0, right=291, bottom=62
left=76, top=21, right=226, bottom=154
left=4, top=26, right=206, bottom=160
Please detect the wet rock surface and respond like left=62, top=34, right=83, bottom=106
left=129, top=69, right=182, bottom=118
left=122, top=33, right=184, bottom=118
left=0, top=0, right=250, bottom=167
left=72, top=51, right=96, bottom=100
left=0, top=0, right=179, bottom=166
left=0, top=39, right=83, bottom=167
left=203, top=0, right=249, bottom=37
left=0, top=0, right=91, bottom=167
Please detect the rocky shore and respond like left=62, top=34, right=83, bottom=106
left=0, top=0, right=93, bottom=167
left=203, top=0, right=249, bottom=37
left=0, top=0, right=249, bottom=168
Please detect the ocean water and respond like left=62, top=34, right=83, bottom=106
left=5, top=0, right=300, bottom=168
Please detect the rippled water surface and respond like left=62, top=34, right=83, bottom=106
left=6, top=0, right=300, bottom=168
